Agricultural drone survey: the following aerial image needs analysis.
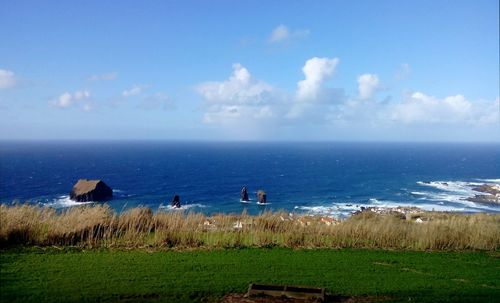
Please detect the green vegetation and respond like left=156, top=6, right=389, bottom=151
left=1, top=248, right=499, bottom=302
left=1, top=204, right=499, bottom=251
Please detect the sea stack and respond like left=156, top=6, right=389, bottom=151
left=240, top=186, right=249, bottom=201
left=257, top=190, right=267, bottom=204
left=70, top=179, right=113, bottom=202
left=171, top=194, right=181, bottom=208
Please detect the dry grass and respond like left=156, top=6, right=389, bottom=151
left=0, top=204, right=498, bottom=250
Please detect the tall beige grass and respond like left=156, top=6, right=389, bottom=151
left=0, top=204, right=498, bottom=250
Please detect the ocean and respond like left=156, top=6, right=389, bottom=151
left=0, top=141, right=499, bottom=217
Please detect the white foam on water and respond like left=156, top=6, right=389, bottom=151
left=295, top=200, right=475, bottom=218
left=416, top=181, right=473, bottom=194
left=414, top=180, right=500, bottom=212
left=410, top=191, right=428, bottom=196
left=46, top=195, right=95, bottom=208
left=159, top=203, right=207, bottom=211
left=477, top=178, right=500, bottom=184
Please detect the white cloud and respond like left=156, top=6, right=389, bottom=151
left=268, top=24, right=310, bottom=44
left=122, top=84, right=148, bottom=97
left=391, top=92, right=497, bottom=124
left=87, top=72, right=117, bottom=81
left=0, top=69, right=17, bottom=89
left=74, top=90, right=90, bottom=100
left=357, top=73, right=380, bottom=99
left=329, top=90, right=498, bottom=127
left=197, top=63, right=274, bottom=105
left=296, top=57, right=339, bottom=101
left=56, top=92, right=73, bottom=108
left=287, top=57, right=340, bottom=119
left=269, top=25, right=289, bottom=43
left=195, top=59, right=498, bottom=141
left=197, top=63, right=278, bottom=125
left=50, top=90, right=93, bottom=111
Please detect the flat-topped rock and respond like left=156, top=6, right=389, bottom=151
left=70, top=179, right=113, bottom=202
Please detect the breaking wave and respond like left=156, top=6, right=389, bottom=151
left=46, top=195, right=95, bottom=208
left=295, top=200, right=471, bottom=218
left=158, top=203, right=208, bottom=211
left=295, top=179, right=499, bottom=218
left=413, top=180, right=499, bottom=211
left=476, top=178, right=500, bottom=184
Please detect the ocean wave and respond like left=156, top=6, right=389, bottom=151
left=46, top=195, right=95, bottom=208
left=414, top=180, right=500, bottom=211
left=410, top=191, right=429, bottom=196
left=294, top=200, right=475, bottom=218
left=476, top=178, right=500, bottom=184
left=416, top=181, right=473, bottom=194
left=158, top=203, right=208, bottom=211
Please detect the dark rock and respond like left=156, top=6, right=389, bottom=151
left=466, top=184, right=500, bottom=205
left=240, top=186, right=249, bottom=201
left=171, top=195, right=181, bottom=208
left=257, top=190, right=267, bottom=204
left=472, top=184, right=500, bottom=196
left=466, top=195, right=499, bottom=205
left=70, top=179, right=113, bottom=202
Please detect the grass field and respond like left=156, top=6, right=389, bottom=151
left=2, top=205, right=499, bottom=251
left=1, top=248, right=499, bottom=302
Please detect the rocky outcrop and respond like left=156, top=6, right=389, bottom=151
left=241, top=186, right=249, bottom=201
left=171, top=195, right=181, bottom=208
left=257, top=190, right=267, bottom=204
left=466, top=184, right=500, bottom=205
left=472, top=184, right=500, bottom=196
left=70, top=179, right=113, bottom=202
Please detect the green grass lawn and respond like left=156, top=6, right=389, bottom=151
left=1, top=248, right=499, bottom=302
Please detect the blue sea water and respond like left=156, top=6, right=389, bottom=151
left=0, top=141, right=499, bottom=217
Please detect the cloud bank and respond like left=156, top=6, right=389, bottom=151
left=195, top=58, right=499, bottom=139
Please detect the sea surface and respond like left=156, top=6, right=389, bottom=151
left=0, top=141, right=499, bottom=217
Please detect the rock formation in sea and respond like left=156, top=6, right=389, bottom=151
left=466, top=184, right=500, bottom=205
left=70, top=179, right=113, bottom=202
left=257, top=190, right=267, bottom=204
left=240, top=186, right=249, bottom=201
left=171, top=194, right=181, bottom=208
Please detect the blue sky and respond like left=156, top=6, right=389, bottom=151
left=1, top=0, right=499, bottom=141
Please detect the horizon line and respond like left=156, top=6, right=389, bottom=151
left=1, top=139, right=499, bottom=144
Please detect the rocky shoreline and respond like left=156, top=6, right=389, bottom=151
left=466, top=184, right=500, bottom=205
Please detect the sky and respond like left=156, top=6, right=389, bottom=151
left=0, top=0, right=499, bottom=141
